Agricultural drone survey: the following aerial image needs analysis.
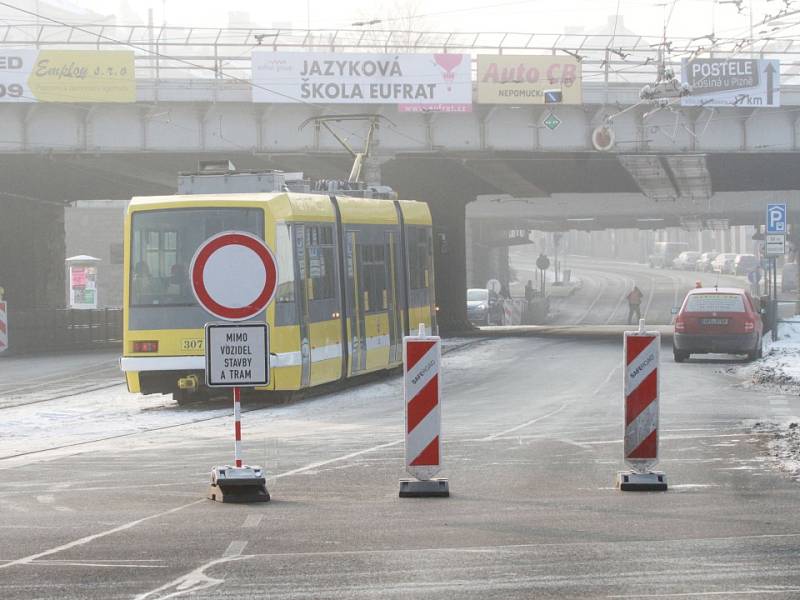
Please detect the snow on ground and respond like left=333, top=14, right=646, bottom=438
left=0, top=337, right=490, bottom=468
left=735, top=322, right=800, bottom=480
left=751, top=420, right=800, bottom=482
left=738, top=322, right=800, bottom=392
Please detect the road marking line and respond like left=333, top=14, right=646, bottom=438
left=605, top=275, right=633, bottom=325
left=0, top=499, right=204, bottom=571
left=269, top=439, right=403, bottom=480
left=0, top=439, right=407, bottom=572
left=576, top=278, right=608, bottom=324
left=478, top=402, right=568, bottom=442
left=578, top=432, right=769, bottom=446
left=607, top=588, right=800, bottom=598
left=242, top=514, right=262, bottom=529
left=593, top=364, right=621, bottom=396
left=155, top=531, right=800, bottom=561
left=223, top=541, right=248, bottom=558
left=642, top=276, right=656, bottom=322
left=134, top=555, right=245, bottom=600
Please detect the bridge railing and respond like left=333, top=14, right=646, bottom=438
left=1, top=24, right=800, bottom=84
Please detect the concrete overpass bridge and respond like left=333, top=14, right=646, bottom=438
left=5, top=25, right=800, bottom=329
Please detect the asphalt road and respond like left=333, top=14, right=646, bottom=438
left=511, top=253, right=751, bottom=326
left=1, top=334, right=799, bottom=598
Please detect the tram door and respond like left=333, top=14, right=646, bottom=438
left=347, top=231, right=367, bottom=374
left=294, top=225, right=311, bottom=387
left=386, top=231, right=403, bottom=364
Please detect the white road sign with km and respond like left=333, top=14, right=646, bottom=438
left=205, top=323, right=269, bottom=388
left=766, top=234, right=786, bottom=257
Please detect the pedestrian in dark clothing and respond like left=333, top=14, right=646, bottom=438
left=627, top=285, right=644, bottom=324
left=525, top=280, right=534, bottom=302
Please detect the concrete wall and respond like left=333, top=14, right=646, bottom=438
left=0, top=197, right=65, bottom=309
left=64, top=202, right=127, bottom=308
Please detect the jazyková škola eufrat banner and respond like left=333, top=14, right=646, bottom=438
left=476, top=55, right=582, bottom=104
left=0, top=50, right=135, bottom=102
left=251, top=52, right=472, bottom=106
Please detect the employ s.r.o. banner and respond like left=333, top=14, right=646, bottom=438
left=477, top=55, right=582, bottom=104
left=251, top=51, right=472, bottom=108
left=0, top=50, right=135, bottom=102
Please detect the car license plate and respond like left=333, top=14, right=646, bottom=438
left=701, top=318, right=728, bottom=325
left=181, top=338, right=204, bottom=352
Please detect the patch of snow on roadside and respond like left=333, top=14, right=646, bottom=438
left=751, top=420, right=800, bottom=481
left=737, top=322, right=800, bottom=391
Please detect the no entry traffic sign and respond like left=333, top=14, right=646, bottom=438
left=190, top=231, right=277, bottom=322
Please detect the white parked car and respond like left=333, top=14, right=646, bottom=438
left=711, top=253, right=737, bottom=274
left=672, top=251, right=701, bottom=270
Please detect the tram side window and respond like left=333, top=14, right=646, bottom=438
left=360, top=243, right=387, bottom=312
left=306, top=225, right=336, bottom=301
left=408, top=227, right=433, bottom=290
left=275, top=223, right=296, bottom=326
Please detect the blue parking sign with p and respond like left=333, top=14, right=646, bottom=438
left=767, top=204, right=787, bottom=234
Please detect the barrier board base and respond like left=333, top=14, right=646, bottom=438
left=399, top=477, right=450, bottom=498
left=615, top=470, right=668, bottom=492
left=208, top=465, right=270, bottom=503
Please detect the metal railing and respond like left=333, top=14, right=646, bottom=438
left=1, top=24, right=800, bottom=83
left=4, top=308, right=122, bottom=354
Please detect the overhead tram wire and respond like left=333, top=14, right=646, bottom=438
left=0, top=1, right=329, bottom=110
left=334, top=0, right=539, bottom=29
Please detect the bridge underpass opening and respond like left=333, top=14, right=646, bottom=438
left=493, top=225, right=766, bottom=328
left=4, top=151, right=800, bottom=334
left=463, top=153, right=800, bottom=329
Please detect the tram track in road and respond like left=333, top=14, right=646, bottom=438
left=0, top=358, right=123, bottom=410
left=547, top=257, right=747, bottom=327
left=0, top=338, right=487, bottom=465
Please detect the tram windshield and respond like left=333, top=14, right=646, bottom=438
left=130, top=208, right=264, bottom=307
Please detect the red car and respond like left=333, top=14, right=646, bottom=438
left=673, top=287, right=763, bottom=362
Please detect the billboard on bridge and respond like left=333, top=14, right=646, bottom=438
left=681, top=58, right=780, bottom=107
left=251, top=51, right=472, bottom=110
left=0, top=50, right=135, bottom=103
left=476, top=55, right=582, bottom=104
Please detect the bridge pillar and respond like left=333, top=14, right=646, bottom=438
left=0, top=196, right=65, bottom=310
left=382, top=158, right=484, bottom=333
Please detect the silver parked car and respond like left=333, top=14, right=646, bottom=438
left=733, top=254, right=759, bottom=276
left=672, top=251, right=701, bottom=270
left=711, top=253, right=737, bottom=274
left=697, top=251, right=719, bottom=272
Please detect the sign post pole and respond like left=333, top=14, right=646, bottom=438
left=0, top=289, right=8, bottom=355
left=616, top=319, right=668, bottom=491
left=189, top=231, right=278, bottom=504
left=765, top=204, right=787, bottom=342
left=233, top=386, right=242, bottom=468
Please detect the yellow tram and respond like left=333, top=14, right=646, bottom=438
left=120, top=179, right=436, bottom=403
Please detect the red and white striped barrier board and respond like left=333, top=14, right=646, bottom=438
left=624, top=330, right=660, bottom=465
left=0, top=301, right=7, bottom=354
left=404, top=333, right=442, bottom=481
